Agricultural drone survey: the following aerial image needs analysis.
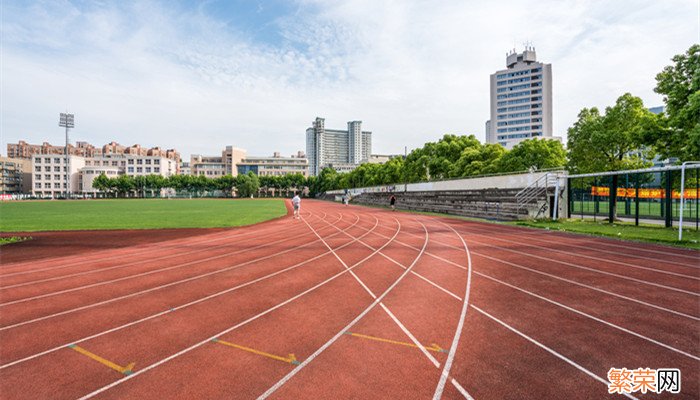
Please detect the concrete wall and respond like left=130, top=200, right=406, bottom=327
left=327, top=170, right=564, bottom=196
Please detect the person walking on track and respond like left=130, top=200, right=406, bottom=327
left=389, top=194, right=396, bottom=211
left=292, top=193, right=301, bottom=219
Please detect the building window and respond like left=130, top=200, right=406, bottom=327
left=128, top=159, right=134, bottom=165
left=35, top=166, right=41, bottom=172
left=45, top=158, right=51, bottom=163
left=137, top=159, right=143, bottom=165
left=136, top=167, right=142, bottom=173
left=145, top=167, right=151, bottom=173
left=154, top=167, right=160, bottom=173
left=35, top=174, right=41, bottom=180
left=154, top=159, right=160, bottom=165
left=36, top=158, right=41, bottom=164
left=54, top=158, right=60, bottom=163
left=54, top=183, right=61, bottom=189
left=112, top=161, right=118, bottom=166
left=44, top=183, right=51, bottom=188
left=128, top=167, right=134, bottom=173
left=54, top=174, right=61, bottom=180
left=35, top=183, right=41, bottom=189
left=145, top=159, right=151, bottom=165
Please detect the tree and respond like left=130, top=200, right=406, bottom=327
left=92, top=173, right=111, bottom=197
left=236, top=171, right=259, bottom=198
left=646, top=44, right=700, bottom=161
left=567, top=93, right=655, bottom=174
left=496, top=138, right=565, bottom=173
left=567, top=93, right=656, bottom=221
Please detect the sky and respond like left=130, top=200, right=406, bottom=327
left=1, top=0, right=698, bottom=160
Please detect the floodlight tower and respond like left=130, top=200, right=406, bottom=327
left=59, top=113, right=74, bottom=199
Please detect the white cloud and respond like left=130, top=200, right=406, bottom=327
left=1, top=0, right=697, bottom=159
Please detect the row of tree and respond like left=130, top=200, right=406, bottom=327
left=92, top=171, right=308, bottom=198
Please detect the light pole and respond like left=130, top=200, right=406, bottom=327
left=59, top=113, right=74, bottom=199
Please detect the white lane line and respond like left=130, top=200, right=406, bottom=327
left=446, top=219, right=700, bottom=261
left=0, top=214, right=353, bottom=308
left=349, top=222, right=700, bottom=361
left=361, top=246, right=635, bottom=400
left=0, top=216, right=329, bottom=290
left=353, top=223, right=699, bottom=321
left=471, top=304, right=639, bottom=400
left=0, top=211, right=311, bottom=277
left=471, top=251, right=700, bottom=322
left=311, top=213, right=473, bottom=399
left=255, top=221, right=429, bottom=400
left=0, top=214, right=353, bottom=331
left=450, top=225, right=700, bottom=279
left=433, top=221, right=472, bottom=400
left=77, top=209, right=404, bottom=400
left=503, top=224, right=700, bottom=262
left=1, top=210, right=373, bottom=369
left=503, top=229, right=699, bottom=269
left=473, top=271, right=700, bottom=361
left=458, top=235, right=700, bottom=296
left=308, top=214, right=440, bottom=365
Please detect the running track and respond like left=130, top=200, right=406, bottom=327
left=0, top=199, right=698, bottom=399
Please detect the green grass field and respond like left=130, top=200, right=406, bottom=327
left=570, top=200, right=698, bottom=219
left=0, top=199, right=287, bottom=232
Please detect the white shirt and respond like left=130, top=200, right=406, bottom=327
left=292, top=195, right=301, bottom=206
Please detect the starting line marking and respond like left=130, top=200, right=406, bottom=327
left=68, top=345, right=135, bottom=375
left=344, top=331, right=447, bottom=353
left=211, top=338, right=300, bottom=365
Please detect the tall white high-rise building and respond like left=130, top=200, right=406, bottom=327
left=487, top=47, right=554, bottom=149
left=306, top=117, right=372, bottom=176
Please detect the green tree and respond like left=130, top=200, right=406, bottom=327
left=567, top=93, right=656, bottom=221
left=92, top=173, right=111, bottom=196
left=113, top=175, right=135, bottom=197
left=236, top=171, right=260, bottom=198
left=567, top=93, right=655, bottom=173
left=647, top=44, right=700, bottom=161
left=496, top=138, right=566, bottom=173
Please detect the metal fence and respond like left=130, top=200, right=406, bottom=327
left=567, top=165, right=700, bottom=229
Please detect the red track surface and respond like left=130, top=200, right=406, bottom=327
left=0, top=199, right=698, bottom=399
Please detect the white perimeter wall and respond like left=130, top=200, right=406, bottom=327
left=327, top=170, right=565, bottom=196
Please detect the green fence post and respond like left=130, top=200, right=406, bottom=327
left=635, top=174, right=640, bottom=226
left=609, top=174, right=618, bottom=223
left=665, top=170, right=672, bottom=227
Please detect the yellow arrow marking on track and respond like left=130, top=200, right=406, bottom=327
left=68, top=345, right=135, bottom=375
left=344, top=331, right=447, bottom=353
left=211, top=338, right=300, bottom=365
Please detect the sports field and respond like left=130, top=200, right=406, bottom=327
left=0, top=199, right=697, bottom=399
left=0, top=199, right=287, bottom=231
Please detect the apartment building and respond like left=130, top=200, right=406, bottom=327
left=31, top=155, right=85, bottom=198
left=0, top=157, right=32, bottom=194
left=487, top=47, right=554, bottom=149
left=236, top=151, right=309, bottom=177
left=191, top=146, right=246, bottom=177
left=306, top=117, right=372, bottom=176
left=8, top=140, right=181, bottom=173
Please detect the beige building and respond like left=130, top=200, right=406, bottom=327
left=31, top=155, right=86, bottom=198
left=84, top=154, right=177, bottom=177
left=80, top=166, right=120, bottom=194
left=8, top=140, right=99, bottom=159
left=0, top=157, right=32, bottom=194
left=237, top=152, right=309, bottom=177
left=191, top=146, right=246, bottom=177
left=488, top=47, right=556, bottom=149
left=9, top=140, right=181, bottom=173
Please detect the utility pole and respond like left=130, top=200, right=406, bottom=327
left=59, top=113, right=74, bottom=199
